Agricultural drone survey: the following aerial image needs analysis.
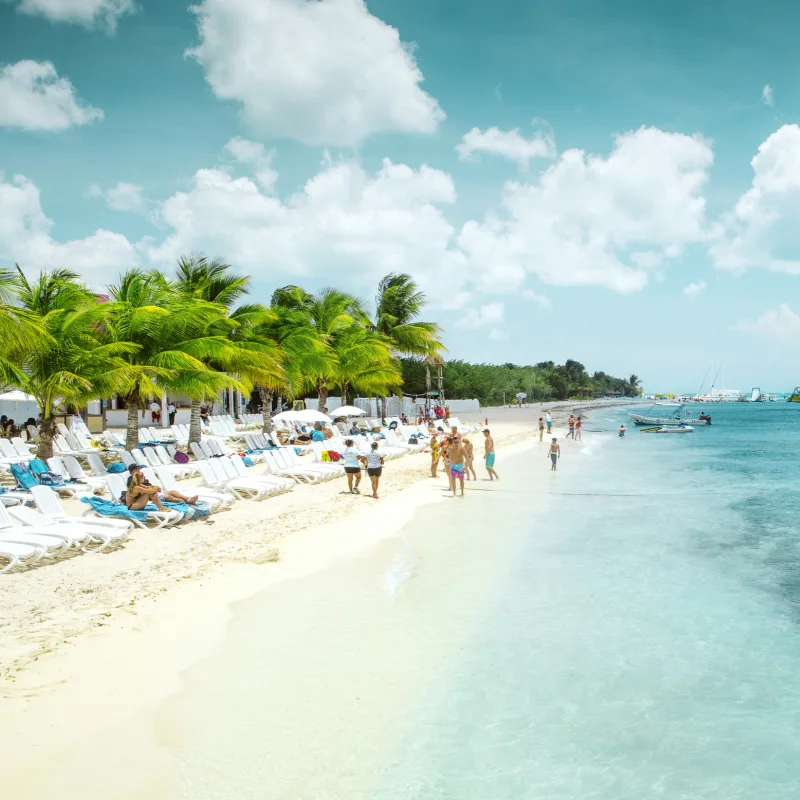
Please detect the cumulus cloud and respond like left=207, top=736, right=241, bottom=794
left=186, top=0, right=444, bottom=146
left=224, top=137, right=278, bottom=190
left=87, top=181, right=147, bottom=213
left=458, top=126, right=713, bottom=294
left=6, top=0, right=135, bottom=31
left=682, top=280, right=706, bottom=298
left=457, top=123, right=556, bottom=169
left=0, top=173, right=136, bottom=275
left=0, top=60, right=103, bottom=131
left=710, top=124, right=800, bottom=274
left=522, top=289, right=551, bottom=308
left=736, top=304, right=800, bottom=341
left=458, top=301, right=504, bottom=329
left=762, top=84, right=774, bottom=107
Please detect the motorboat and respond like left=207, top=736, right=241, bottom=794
left=629, top=403, right=710, bottom=426
left=640, top=425, right=694, bottom=434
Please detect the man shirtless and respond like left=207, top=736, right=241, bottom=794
left=483, top=429, right=499, bottom=480
left=447, top=437, right=468, bottom=496
left=548, top=438, right=561, bottom=471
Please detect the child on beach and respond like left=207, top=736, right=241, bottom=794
left=463, top=438, right=477, bottom=481
left=548, top=438, right=561, bottom=471
left=538, top=417, right=545, bottom=442
left=619, top=425, right=626, bottom=438
left=359, top=442, right=385, bottom=499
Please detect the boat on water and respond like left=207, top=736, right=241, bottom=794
left=641, top=425, right=694, bottom=434
left=629, top=403, right=710, bottom=426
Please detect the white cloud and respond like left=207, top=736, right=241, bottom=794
left=0, top=173, right=136, bottom=276
left=458, top=126, right=713, bottom=294
left=457, top=123, right=556, bottom=169
left=0, top=60, right=103, bottom=131
left=224, top=137, right=278, bottom=190
left=489, top=328, right=508, bottom=342
left=187, top=0, right=444, bottom=147
left=737, top=304, right=800, bottom=341
left=458, top=302, right=505, bottom=329
left=762, top=84, right=774, bottom=107
left=7, top=0, right=135, bottom=31
left=88, top=182, right=147, bottom=213
left=682, top=280, right=706, bottom=298
left=710, top=124, right=800, bottom=274
left=522, top=289, right=551, bottom=308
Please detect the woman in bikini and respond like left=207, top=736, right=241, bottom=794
left=430, top=433, right=441, bottom=477
left=463, top=438, right=477, bottom=481
left=125, top=465, right=198, bottom=511
left=441, top=437, right=452, bottom=490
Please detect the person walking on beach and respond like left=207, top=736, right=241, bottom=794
left=342, top=439, right=362, bottom=494
left=567, top=415, right=575, bottom=439
left=441, top=436, right=454, bottom=492
left=575, top=417, right=582, bottom=441
left=538, top=417, right=545, bottom=442
left=359, top=441, right=385, bottom=499
left=483, top=429, right=499, bottom=480
left=430, top=433, right=441, bottom=478
left=545, top=411, right=552, bottom=435
left=149, top=400, right=161, bottom=425
left=447, top=436, right=468, bottom=497
left=548, top=438, right=561, bottom=471
left=463, top=438, right=477, bottom=481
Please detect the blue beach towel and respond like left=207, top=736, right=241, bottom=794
left=80, top=495, right=210, bottom=522
left=10, top=462, right=38, bottom=491
left=107, top=461, right=127, bottom=473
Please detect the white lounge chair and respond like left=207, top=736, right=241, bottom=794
left=97, top=476, right=182, bottom=529
left=0, top=538, right=45, bottom=573
left=0, top=503, right=72, bottom=557
left=5, top=503, right=97, bottom=552
left=153, top=466, right=235, bottom=512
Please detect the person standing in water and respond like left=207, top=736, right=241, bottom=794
left=538, top=417, right=545, bottom=442
left=447, top=436, right=468, bottom=497
left=359, top=441, right=385, bottom=499
left=463, top=437, right=477, bottom=481
left=575, top=417, right=582, bottom=441
left=545, top=411, right=552, bottom=435
left=342, top=439, right=362, bottom=494
left=567, top=415, right=575, bottom=439
left=483, top=429, right=499, bottom=480
left=548, top=438, right=561, bottom=471
left=619, top=424, right=626, bottom=438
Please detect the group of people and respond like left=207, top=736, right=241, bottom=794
left=430, top=427, right=498, bottom=496
left=341, top=440, right=385, bottom=499
left=149, top=400, right=178, bottom=426
left=0, top=415, right=39, bottom=441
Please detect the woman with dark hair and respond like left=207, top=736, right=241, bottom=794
left=124, top=465, right=198, bottom=511
left=359, top=441, right=385, bottom=499
left=342, top=439, right=362, bottom=494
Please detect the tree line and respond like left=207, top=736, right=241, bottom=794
left=0, top=259, right=441, bottom=459
left=400, top=358, right=641, bottom=405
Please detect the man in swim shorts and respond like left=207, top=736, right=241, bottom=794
left=548, top=437, right=560, bottom=471
left=545, top=411, right=552, bottom=435
left=567, top=415, right=575, bottom=439
left=448, top=438, right=467, bottom=497
left=483, top=429, right=498, bottom=481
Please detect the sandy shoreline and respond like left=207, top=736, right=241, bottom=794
left=0, top=401, right=630, bottom=798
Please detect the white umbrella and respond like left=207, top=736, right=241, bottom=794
left=273, top=409, right=331, bottom=423
left=327, top=406, right=367, bottom=417
left=0, top=390, right=37, bottom=402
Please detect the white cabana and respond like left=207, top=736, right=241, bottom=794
left=327, top=406, right=367, bottom=417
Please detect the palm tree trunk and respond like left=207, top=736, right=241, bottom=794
left=125, top=407, right=140, bottom=452
left=380, top=396, right=387, bottom=421
left=37, top=413, right=55, bottom=460
left=341, top=385, right=348, bottom=406
left=259, top=386, right=274, bottom=434
left=317, top=378, right=328, bottom=412
left=189, top=400, right=202, bottom=444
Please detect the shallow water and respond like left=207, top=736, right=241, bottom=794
left=167, top=404, right=800, bottom=799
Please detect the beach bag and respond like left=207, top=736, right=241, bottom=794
left=38, top=471, right=65, bottom=487
left=172, top=450, right=190, bottom=464
left=326, top=450, right=341, bottom=462
left=107, top=461, right=126, bottom=473
left=320, top=451, right=331, bottom=462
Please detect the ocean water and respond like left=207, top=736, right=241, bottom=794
left=167, top=404, right=800, bottom=799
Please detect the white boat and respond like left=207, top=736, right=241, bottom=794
left=641, top=425, right=694, bottom=434
left=629, top=403, right=710, bottom=426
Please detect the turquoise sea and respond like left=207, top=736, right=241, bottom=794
left=169, top=403, right=800, bottom=799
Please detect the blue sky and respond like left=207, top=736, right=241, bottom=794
left=2, top=0, right=800, bottom=393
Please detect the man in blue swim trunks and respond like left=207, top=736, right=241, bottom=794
left=483, top=429, right=499, bottom=481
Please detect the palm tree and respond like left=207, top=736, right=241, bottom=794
left=106, top=269, right=249, bottom=451
left=5, top=267, right=135, bottom=459
left=170, top=254, right=256, bottom=443
left=626, top=374, right=642, bottom=397
left=332, top=326, right=401, bottom=405
left=373, top=273, right=443, bottom=416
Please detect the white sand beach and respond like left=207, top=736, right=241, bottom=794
left=0, top=402, right=627, bottom=799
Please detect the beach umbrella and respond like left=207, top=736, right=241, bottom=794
left=273, top=409, right=332, bottom=423
left=515, top=392, right=527, bottom=400
left=327, top=406, right=367, bottom=417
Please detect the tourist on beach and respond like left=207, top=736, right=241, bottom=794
left=124, top=464, right=197, bottom=511
left=200, top=402, right=209, bottom=425
left=463, top=438, right=477, bottom=481
left=619, top=424, right=626, bottom=438
left=430, top=433, right=441, bottom=477
left=342, top=439, right=362, bottom=494
left=359, top=442, right=385, bottom=499
left=448, top=436, right=467, bottom=497
left=545, top=411, right=552, bottom=434
left=441, top=436, right=452, bottom=489
left=483, top=429, right=499, bottom=480
left=575, top=417, right=582, bottom=441
left=538, top=417, right=545, bottom=442
left=311, top=423, right=325, bottom=442
left=150, top=400, right=161, bottom=424
left=548, top=438, right=561, bottom=471
left=168, top=401, right=176, bottom=426
left=567, top=415, right=575, bottom=439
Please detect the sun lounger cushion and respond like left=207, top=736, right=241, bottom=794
left=10, top=462, right=38, bottom=491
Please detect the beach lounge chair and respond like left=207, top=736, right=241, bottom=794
left=204, top=459, right=273, bottom=501
left=52, top=455, right=108, bottom=492
left=152, top=466, right=235, bottom=511
left=5, top=502, right=96, bottom=552
left=228, top=454, right=295, bottom=491
left=0, top=503, right=72, bottom=557
left=10, top=437, right=34, bottom=459
left=90, top=476, right=182, bottom=528
left=0, top=538, right=45, bottom=574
